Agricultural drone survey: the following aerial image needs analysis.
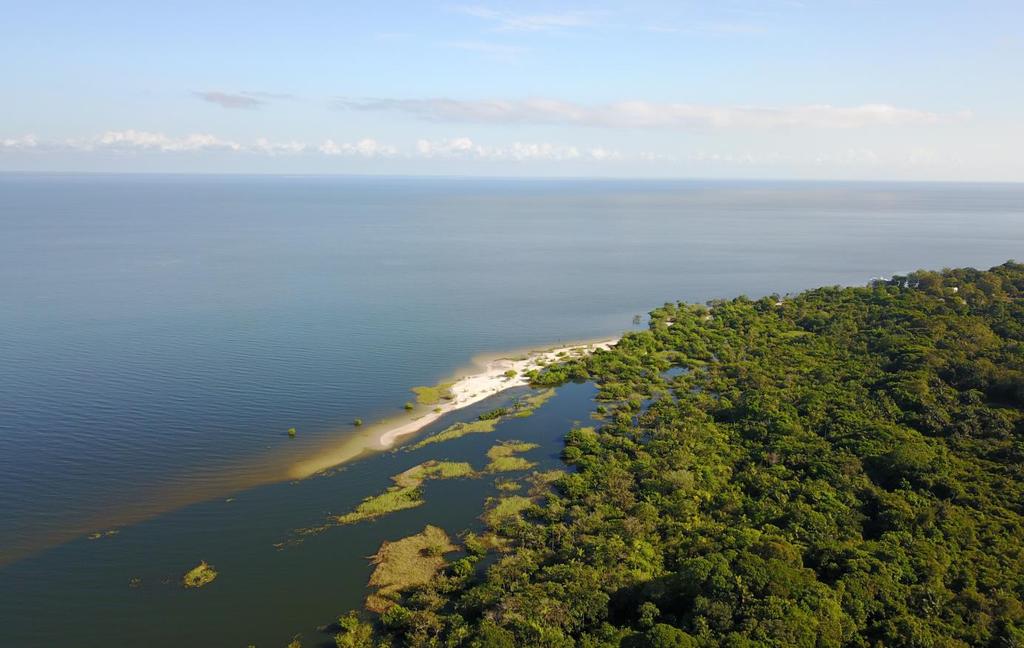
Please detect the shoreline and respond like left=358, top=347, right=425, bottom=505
left=286, top=336, right=619, bottom=479
left=0, top=335, right=620, bottom=568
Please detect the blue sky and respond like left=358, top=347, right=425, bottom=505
left=2, top=1, right=1022, bottom=179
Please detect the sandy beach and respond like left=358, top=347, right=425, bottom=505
left=376, top=337, right=619, bottom=447
left=287, top=337, right=618, bottom=479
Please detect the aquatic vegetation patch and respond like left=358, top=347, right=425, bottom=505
left=494, top=478, right=521, bottom=492
left=181, top=561, right=218, bottom=588
left=481, top=495, right=533, bottom=527
left=333, top=461, right=475, bottom=525
left=406, top=419, right=499, bottom=450
left=365, top=525, right=456, bottom=613
left=519, top=388, right=556, bottom=412
left=484, top=441, right=539, bottom=473
left=410, top=382, right=453, bottom=405
left=406, top=388, right=555, bottom=450
left=477, top=406, right=509, bottom=420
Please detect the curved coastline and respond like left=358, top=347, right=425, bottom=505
left=0, top=335, right=619, bottom=568
left=286, top=336, right=619, bottom=479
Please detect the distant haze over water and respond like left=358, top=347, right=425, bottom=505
left=1, top=174, right=1022, bottom=564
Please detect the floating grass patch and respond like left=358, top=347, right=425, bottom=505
left=333, top=461, right=474, bottom=525
left=495, top=478, right=521, bottom=492
left=481, top=495, right=533, bottom=527
left=365, top=525, right=456, bottom=613
left=181, top=561, right=218, bottom=588
left=406, top=388, right=556, bottom=450
left=406, top=419, right=499, bottom=450
left=410, top=382, right=453, bottom=405
left=484, top=441, right=539, bottom=473
left=511, top=388, right=556, bottom=418
left=478, top=407, right=509, bottom=420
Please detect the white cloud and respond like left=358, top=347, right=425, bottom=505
left=194, top=91, right=266, bottom=110
left=3, top=131, right=633, bottom=163
left=414, top=137, right=615, bottom=161
left=252, top=138, right=307, bottom=155
left=319, top=138, right=397, bottom=157
left=338, top=97, right=968, bottom=130
left=1, top=134, right=39, bottom=150
left=90, top=130, right=243, bottom=152
left=449, top=5, right=599, bottom=32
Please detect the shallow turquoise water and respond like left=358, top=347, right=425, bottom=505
left=0, top=175, right=1022, bottom=645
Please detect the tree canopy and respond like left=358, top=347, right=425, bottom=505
left=334, top=262, right=1024, bottom=648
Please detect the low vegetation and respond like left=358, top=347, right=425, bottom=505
left=364, top=525, right=457, bottom=613
left=405, top=419, right=499, bottom=451
left=477, top=407, right=509, bottom=420
left=405, top=389, right=556, bottom=450
left=333, top=461, right=474, bottom=525
left=481, top=495, right=533, bottom=527
left=483, top=441, right=538, bottom=473
left=181, top=561, right=218, bottom=588
left=411, top=383, right=453, bottom=405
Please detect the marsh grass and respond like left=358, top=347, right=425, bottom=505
left=481, top=496, right=533, bottom=527
left=406, top=419, right=498, bottom=451
left=406, top=388, right=555, bottom=450
left=366, top=525, right=456, bottom=613
left=333, top=461, right=474, bottom=525
left=411, top=382, right=454, bottom=405
left=181, top=561, right=218, bottom=588
left=484, top=442, right=539, bottom=473
left=495, top=478, right=521, bottom=492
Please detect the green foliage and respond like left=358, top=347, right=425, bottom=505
left=366, top=526, right=457, bottom=613
left=333, top=461, right=475, bottom=525
left=353, top=418, right=363, bottom=426
left=181, top=561, right=218, bottom=588
left=484, top=441, right=539, bottom=473
left=334, top=263, right=1024, bottom=648
left=407, top=390, right=555, bottom=450
left=287, top=427, right=297, bottom=438
left=478, top=407, right=510, bottom=420
left=334, top=612, right=374, bottom=648
left=411, top=382, right=453, bottom=405
left=407, top=419, right=500, bottom=450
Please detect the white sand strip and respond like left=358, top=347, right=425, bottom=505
left=377, top=337, right=619, bottom=448
left=286, top=337, right=618, bottom=479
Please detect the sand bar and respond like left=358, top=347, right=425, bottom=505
left=287, top=337, right=618, bottom=479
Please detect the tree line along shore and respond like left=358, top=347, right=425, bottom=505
left=298, top=262, right=1023, bottom=648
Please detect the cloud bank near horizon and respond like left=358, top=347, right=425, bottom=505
left=335, top=97, right=968, bottom=130
left=0, top=130, right=629, bottom=162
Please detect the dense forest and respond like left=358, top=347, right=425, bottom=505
left=333, top=262, right=1024, bottom=648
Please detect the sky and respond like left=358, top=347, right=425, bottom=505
left=2, top=1, right=1022, bottom=180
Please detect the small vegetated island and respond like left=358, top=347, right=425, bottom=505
left=325, top=263, right=1024, bottom=648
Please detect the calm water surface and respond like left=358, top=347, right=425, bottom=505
left=0, top=175, right=1021, bottom=645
